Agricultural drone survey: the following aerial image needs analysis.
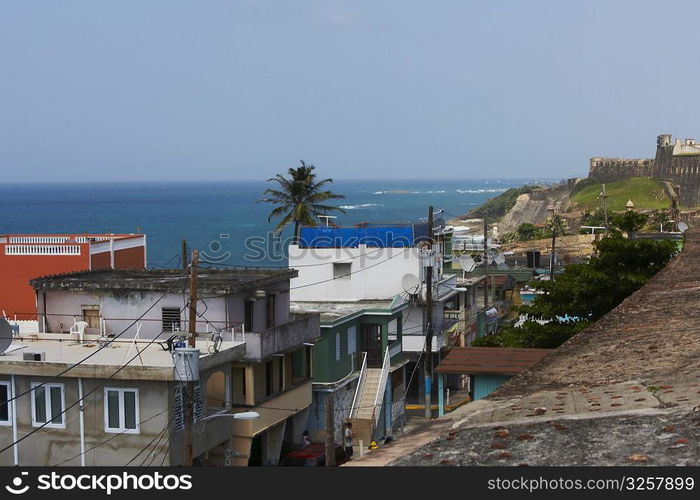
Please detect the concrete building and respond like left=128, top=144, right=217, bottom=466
left=289, top=222, right=478, bottom=437
left=289, top=298, right=407, bottom=448
left=0, top=268, right=319, bottom=466
left=0, top=233, right=147, bottom=322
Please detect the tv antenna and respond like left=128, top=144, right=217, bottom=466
left=318, top=215, right=337, bottom=226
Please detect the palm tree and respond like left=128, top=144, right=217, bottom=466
left=259, top=160, right=345, bottom=243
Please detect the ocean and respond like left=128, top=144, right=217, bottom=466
left=0, top=179, right=552, bottom=267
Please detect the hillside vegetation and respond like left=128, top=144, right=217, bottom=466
left=466, top=185, right=539, bottom=219
left=570, top=177, right=670, bottom=211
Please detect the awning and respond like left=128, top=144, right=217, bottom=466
left=435, top=347, right=553, bottom=375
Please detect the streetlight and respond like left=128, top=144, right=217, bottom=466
left=198, top=411, right=260, bottom=422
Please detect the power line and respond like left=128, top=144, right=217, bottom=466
left=3, top=292, right=171, bottom=407
left=0, top=324, right=176, bottom=455
left=52, top=406, right=171, bottom=466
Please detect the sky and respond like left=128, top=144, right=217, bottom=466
left=2, top=0, right=700, bottom=183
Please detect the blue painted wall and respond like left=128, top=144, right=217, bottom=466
left=473, top=374, right=512, bottom=400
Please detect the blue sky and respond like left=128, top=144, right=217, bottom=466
left=1, top=0, right=699, bottom=182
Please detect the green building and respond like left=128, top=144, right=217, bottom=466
left=291, top=297, right=408, bottom=448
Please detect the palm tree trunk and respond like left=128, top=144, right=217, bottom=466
left=294, top=221, right=300, bottom=245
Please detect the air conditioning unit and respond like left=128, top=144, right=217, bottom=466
left=23, top=351, right=46, bottom=361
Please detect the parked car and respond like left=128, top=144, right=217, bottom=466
left=279, top=443, right=348, bottom=466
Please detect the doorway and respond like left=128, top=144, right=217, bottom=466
left=361, top=323, right=382, bottom=368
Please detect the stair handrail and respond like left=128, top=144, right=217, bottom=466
left=372, top=346, right=391, bottom=426
left=350, top=351, right=367, bottom=419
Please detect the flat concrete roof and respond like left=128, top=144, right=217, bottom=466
left=0, top=333, right=246, bottom=381
left=290, top=299, right=403, bottom=323
left=30, top=268, right=297, bottom=295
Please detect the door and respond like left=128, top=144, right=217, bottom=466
left=82, top=307, right=100, bottom=331
left=361, top=324, right=382, bottom=368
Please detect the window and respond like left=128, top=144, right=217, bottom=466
left=104, top=388, right=139, bottom=434
left=31, top=383, right=65, bottom=428
left=333, top=262, right=352, bottom=280
left=266, top=294, right=276, bottom=329
left=335, top=332, right=341, bottom=361
left=347, top=326, right=357, bottom=355
left=0, top=381, right=11, bottom=426
left=161, top=308, right=181, bottom=332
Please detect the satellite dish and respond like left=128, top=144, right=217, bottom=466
left=454, top=254, right=476, bottom=272
left=0, top=318, right=14, bottom=355
left=496, top=263, right=509, bottom=270
left=494, top=252, right=506, bottom=265
left=401, top=273, right=421, bottom=294
left=678, top=222, right=689, bottom=233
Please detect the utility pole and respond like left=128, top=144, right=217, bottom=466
left=325, top=397, right=336, bottom=466
left=549, top=223, right=556, bottom=281
left=600, top=184, right=609, bottom=235
left=181, top=240, right=188, bottom=270
left=548, top=207, right=556, bottom=281
left=423, top=206, right=434, bottom=419
left=183, top=249, right=198, bottom=466
left=483, top=217, right=489, bottom=308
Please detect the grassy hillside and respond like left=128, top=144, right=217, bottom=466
left=466, top=185, right=539, bottom=219
left=570, top=177, right=670, bottom=211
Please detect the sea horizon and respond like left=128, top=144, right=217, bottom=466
left=0, top=178, right=559, bottom=268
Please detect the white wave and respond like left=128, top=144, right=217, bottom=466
left=456, top=188, right=508, bottom=194
left=339, top=203, right=384, bottom=210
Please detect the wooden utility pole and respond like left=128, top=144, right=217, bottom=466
left=325, top=397, right=336, bottom=466
left=600, top=184, right=609, bottom=235
left=184, top=249, right=198, bottom=466
left=181, top=240, right=188, bottom=270
left=483, top=217, right=489, bottom=308
left=549, top=223, right=556, bottom=281
left=423, top=206, right=434, bottom=419
left=187, top=250, right=199, bottom=346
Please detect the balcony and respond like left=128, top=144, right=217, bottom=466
left=243, top=314, right=320, bottom=362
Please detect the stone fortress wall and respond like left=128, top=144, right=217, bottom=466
left=588, top=134, right=700, bottom=206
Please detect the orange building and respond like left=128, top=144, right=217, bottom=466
left=0, top=233, right=147, bottom=319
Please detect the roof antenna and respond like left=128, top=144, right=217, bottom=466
left=318, top=215, right=337, bottom=226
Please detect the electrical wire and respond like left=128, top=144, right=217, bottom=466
left=0, top=325, right=175, bottom=455
left=52, top=406, right=172, bottom=466
left=4, top=292, right=171, bottom=407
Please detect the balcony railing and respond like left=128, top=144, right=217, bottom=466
left=243, top=314, right=320, bottom=361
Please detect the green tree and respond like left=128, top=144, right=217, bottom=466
left=259, top=161, right=345, bottom=243
left=611, top=211, right=648, bottom=236
left=649, top=208, right=671, bottom=232
left=472, top=235, right=678, bottom=348
left=516, top=223, right=538, bottom=241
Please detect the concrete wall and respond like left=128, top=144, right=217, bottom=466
left=0, top=375, right=171, bottom=466
left=289, top=244, right=421, bottom=301
left=39, top=289, right=228, bottom=339
left=308, top=379, right=359, bottom=443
